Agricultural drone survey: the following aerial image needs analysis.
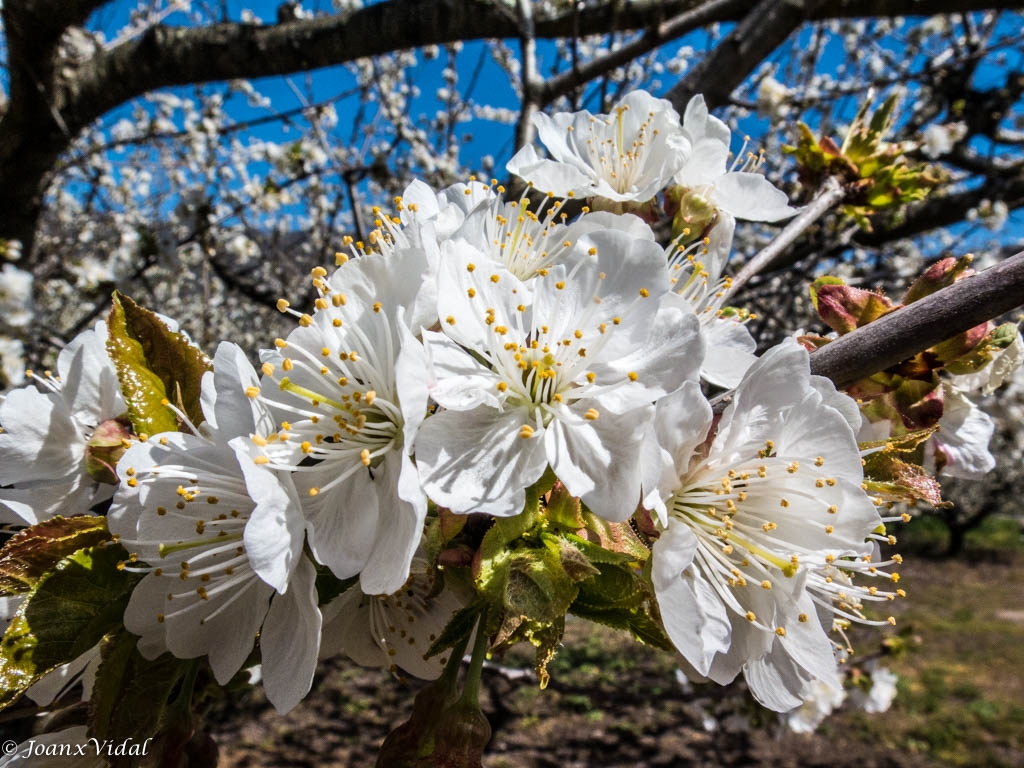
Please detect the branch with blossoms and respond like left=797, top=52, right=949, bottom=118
left=0, top=88, right=1021, bottom=767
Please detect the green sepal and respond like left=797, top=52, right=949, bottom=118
left=562, top=532, right=637, bottom=567
left=0, top=543, right=140, bottom=711
left=89, top=631, right=201, bottom=768
left=0, top=515, right=110, bottom=596
left=550, top=535, right=600, bottom=583
left=314, top=565, right=357, bottom=607
left=863, top=453, right=943, bottom=507
left=530, top=616, right=564, bottom=690
left=501, top=546, right=579, bottom=625
left=424, top=602, right=482, bottom=661
left=858, top=426, right=938, bottom=454
left=106, top=292, right=211, bottom=436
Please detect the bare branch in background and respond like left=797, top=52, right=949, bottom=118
left=726, top=176, right=847, bottom=301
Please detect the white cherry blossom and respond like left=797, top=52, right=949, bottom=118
left=109, top=342, right=320, bottom=714
left=416, top=228, right=704, bottom=521
left=0, top=322, right=125, bottom=524
left=645, top=343, right=896, bottom=711
left=674, top=95, right=796, bottom=224
left=319, top=556, right=469, bottom=680
left=667, top=231, right=756, bottom=388
left=506, top=90, right=690, bottom=202
left=257, top=247, right=430, bottom=596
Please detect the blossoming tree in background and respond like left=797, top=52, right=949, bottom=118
left=2, top=1, right=1024, bottom=765
left=1, top=84, right=1022, bottom=765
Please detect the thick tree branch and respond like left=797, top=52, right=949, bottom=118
left=69, top=0, right=1024, bottom=132
left=665, top=0, right=826, bottom=112
left=537, top=0, right=745, bottom=107
left=2, top=0, right=1023, bottom=258
left=809, top=250, right=1024, bottom=388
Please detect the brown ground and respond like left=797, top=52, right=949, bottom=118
left=209, top=535, right=1024, bottom=768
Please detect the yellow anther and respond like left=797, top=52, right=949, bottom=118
left=519, top=425, right=535, bottom=439
left=276, top=298, right=290, bottom=312
left=584, top=408, right=599, bottom=421
left=245, top=386, right=260, bottom=398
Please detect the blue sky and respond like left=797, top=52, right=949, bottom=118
left=56, top=2, right=1024, bottom=254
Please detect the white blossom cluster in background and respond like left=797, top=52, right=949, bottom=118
left=0, top=91, right=923, bottom=723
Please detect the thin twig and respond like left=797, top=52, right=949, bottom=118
left=538, top=0, right=743, bottom=107
left=725, top=175, right=846, bottom=301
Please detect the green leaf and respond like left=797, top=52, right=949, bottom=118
left=863, top=453, right=943, bottom=507
left=503, top=548, right=578, bottom=624
left=106, top=292, right=211, bottom=436
left=530, top=617, right=564, bottom=690
left=0, top=543, right=140, bottom=711
left=0, top=516, right=110, bottom=595
left=547, top=535, right=600, bottom=583
left=89, top=631, right=200, bottom=767
left=425, top=602, right=482, bottom=660
left=543, top=482, right=584, bottom=530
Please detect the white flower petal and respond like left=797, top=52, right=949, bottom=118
left=299, top=466, right=379, bottom=580
left=700, top=319, right=756, bottom=389
left=675, top=137, right=730, bottom=188
left=422, top=331, right=503, bottom=411
left=652, top=521, right=731, bottom=675
left=260, top=555, right=321, bottom=713
left=417, top=406, right=547, bottom=517
left=358, top=451, right=426, bottom=595
left=56, top=322, right=124, bottom=427
left=932, top=384, right=995, bottom=478
left=546, top=401, right=652, bottom=522
left=711, top=172, right=796, bottom=222
left=682, top=94, right=731, bottom=147
left=235, top=438, right=305, bottom=593
left=506, top=145, right=599, bottom=197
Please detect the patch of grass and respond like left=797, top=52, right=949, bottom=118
left=830, top=547, right=1024, bottom=767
